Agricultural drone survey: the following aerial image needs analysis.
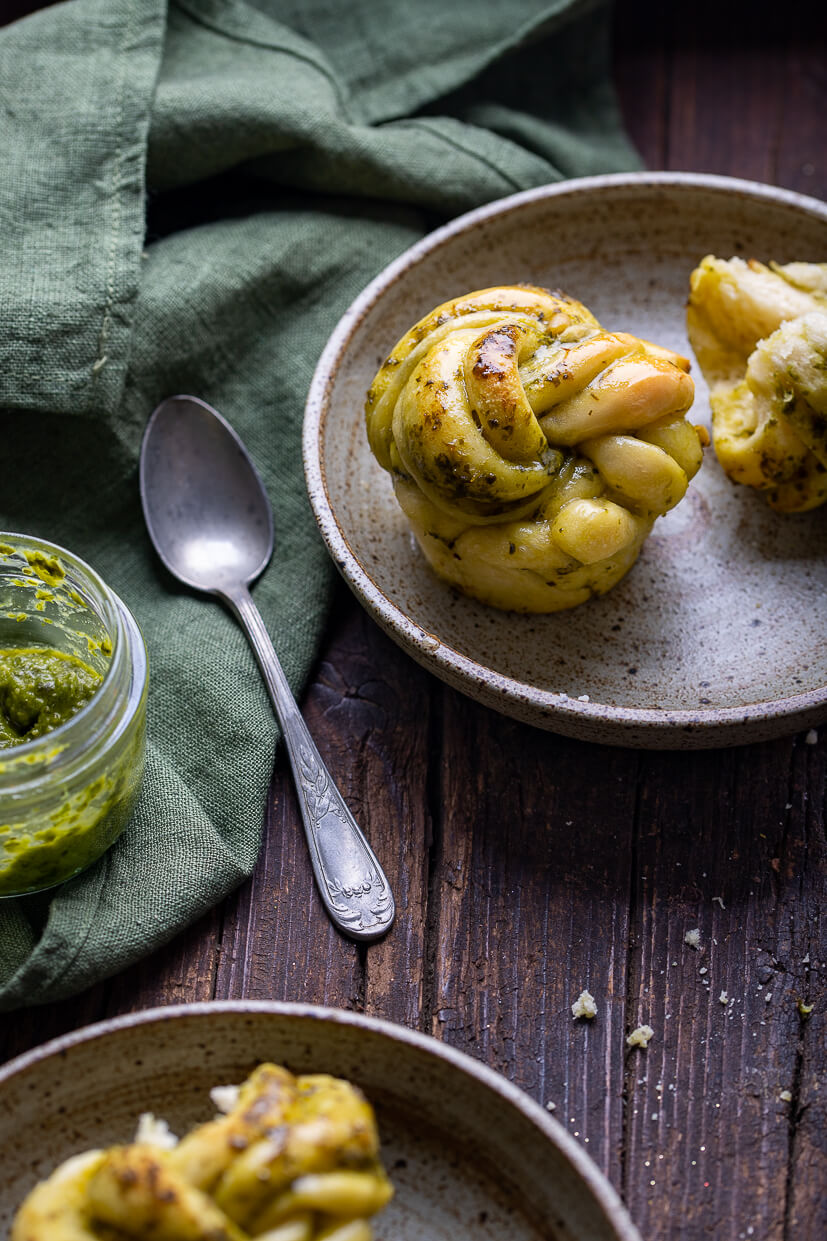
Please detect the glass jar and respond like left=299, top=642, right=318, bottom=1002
left=0, top=534, right=148, bottom=897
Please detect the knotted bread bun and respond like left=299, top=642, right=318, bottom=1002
left=366, top=284, right=702, bottom=612
left=12, top=1064, right=393, bottom=1241
left=687, top=256, right=827, bottom=512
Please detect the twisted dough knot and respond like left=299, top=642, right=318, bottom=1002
left=687, top=256, right=827, bottom=512
left=12, top=1064, right=393, bottom=1241
left=366, top=285, right=701, bottom=612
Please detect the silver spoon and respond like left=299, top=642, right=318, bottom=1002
left=139, top=395, right=395, bottom=943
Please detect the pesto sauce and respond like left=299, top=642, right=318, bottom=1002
left=0, top=646, right=102, bottom=749
left=0, top=542, right=144, bottom=898
left=0, top=773, right=132, bottom=897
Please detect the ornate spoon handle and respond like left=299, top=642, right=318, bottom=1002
left=223, top=585, right=395, bottom=942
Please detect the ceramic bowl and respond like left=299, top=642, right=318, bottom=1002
left=0, top=1001, right=641, bottom=1241
left=303, top=172, right=827, bottom=748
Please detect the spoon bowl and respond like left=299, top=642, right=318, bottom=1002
left=140, top=396, right=395, bottom=943
left=140, top=396, right=273, bottom=592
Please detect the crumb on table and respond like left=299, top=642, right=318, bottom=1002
left=571, top=989, right=598, bottom=1020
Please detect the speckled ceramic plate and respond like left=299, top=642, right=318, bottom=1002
left=304, top=173, right=827, bottom=748
left=0, top=1002, right=640, bottom=1241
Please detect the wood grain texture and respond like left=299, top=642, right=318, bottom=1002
left=613, top=6, right=827, bottom=1236
left=1, top=4, right=826, bottom=1241
left=619, top=740, right=825, bottom=1239
left=615, top=0, right=827, bottom=201
left=431, top=690, right=638, bottom=1184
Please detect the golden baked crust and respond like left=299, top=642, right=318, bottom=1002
left=687, top=256, right=827, bottom=512
left=11, top=1064, right=393, bottom=1241
left=366, top=284, right=701, bottom=612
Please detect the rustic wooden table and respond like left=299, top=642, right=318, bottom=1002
left=1, top=4, right=825, bottom=1239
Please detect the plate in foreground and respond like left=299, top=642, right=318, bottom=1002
left=0, top=1001, right=640, bottom=1241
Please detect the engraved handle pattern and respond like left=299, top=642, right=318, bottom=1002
left=296, top=743, right=394, bottom=931
left=223, top=586, right=395, bottom=942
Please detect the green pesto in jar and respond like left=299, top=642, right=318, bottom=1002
left=23, top=548, right=66, bottom=588
left=0, top=643, right=123, bottom=898
left=0, top=539, right=146, bottom=899
left=0, top=646, right=102, bottom=749
left=0, top=772, right=135, bottom=897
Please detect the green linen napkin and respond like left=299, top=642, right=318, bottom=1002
left=0, top=0, right=639, bottom=1010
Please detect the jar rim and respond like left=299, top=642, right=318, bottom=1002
left=0, top=532, right=143, bottom=790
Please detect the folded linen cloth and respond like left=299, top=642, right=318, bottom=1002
left=0, top=0, right=639, bottom=1009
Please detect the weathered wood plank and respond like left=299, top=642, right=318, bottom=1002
left=667, top=38, right=784, bottom=186
left=775, top=37, right=827, bottom=201
left=213, top=598, right=366, bottom=1008
left=611, top=5, right=827, bottom=1236
left=211, top=595, right=432, bottom=1021
left=620, top=739, right=823, bottom=1240
left=105, top=907, right=223, bottom=1012
left=0, top=983, right=108, bottom=1065
left=430, top=687, right=640, bottom=1183
left=612, top=3, right=669, bottom=168
left=784, top=735, right=827, bottom=1239
left=339, top=612, right=433, bottom=1030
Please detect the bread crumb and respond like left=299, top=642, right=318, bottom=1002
left=210, top=1084, right=241, bottom=1115
left=685, top=928, right=701, bottom=949
left=571, top=989, right=598, bottom=1019
left=627, top=1024, right=655, bottom=1048
left=779, top=1090, right=793, bottom=1102
left=719, top=991, right=728, bottom=1005
left=545, top=1100, right=557, bottom=1112
left=577, top=694, right=590, bottom=702
left=805, top=729, right=818, bottom=745
left=133, top=1113, right=178, bottom=1149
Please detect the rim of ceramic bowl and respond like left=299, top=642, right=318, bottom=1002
left=0, top=999, right=642, bottom=1241
left=303, top=171, right=827, bottom=744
